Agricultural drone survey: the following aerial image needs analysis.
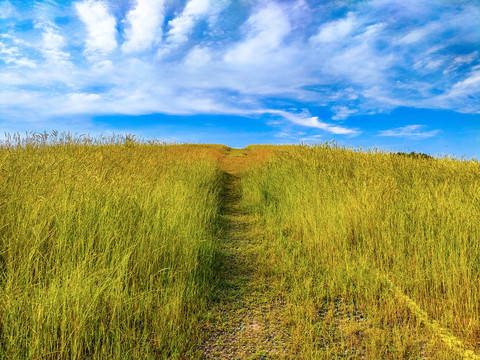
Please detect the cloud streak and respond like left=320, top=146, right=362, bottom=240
left=379, top=125, right=440, bottom=139
left=264, top=110, right=359, bottom=135
left=0, top=1, right=17, bottom=19
left=166, top=0, right=212, bottom=46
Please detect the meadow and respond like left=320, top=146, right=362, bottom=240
left=0, top=134, right=227, bottom=359
left=1, top=135, right=479, bottom=359
left=241, top=144, right=480, bottom=358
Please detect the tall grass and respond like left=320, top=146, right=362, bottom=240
left=241, top=144, right=480, bottom=358
left=0, top=134, right=226, bottom=359
left=3, top=136, right=479, bottom=358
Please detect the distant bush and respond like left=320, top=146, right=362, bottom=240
left=395, top=151, right=434, bottom=160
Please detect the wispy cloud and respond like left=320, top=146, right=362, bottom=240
left=0, top=34, right=37, bottom=69
left=265, top=110, right=360, bottom=136
left=331, top=106, right=357, bottom=120
left=0, top=1, right=17, bottom=19
left=122, top=0, right=166, bottom=53
left=379, top=125, right=440, bottom=139
left=452, top=68, right=480, bottom=92
left=310, top=12, right=355, bottom=44
left=74, top=0, right=117, bottom=60
left=36, top=23, right=71, bottom=66
left=299, top=134, right=323, bottom=142
left=166, top=0, right=212, bottom=46
left=224, top=2, right=290, bottom=64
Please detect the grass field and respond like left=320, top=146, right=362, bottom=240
left=0, top=134, right=227, bottom=359
left=241, top=144, right=480, bottom=358
left=0, top=135, right=479, bottom=358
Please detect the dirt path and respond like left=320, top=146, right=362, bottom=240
left=198, top=149, right=292, bottom=359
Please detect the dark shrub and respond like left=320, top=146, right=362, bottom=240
left=396, top=151, right=434, bottom=160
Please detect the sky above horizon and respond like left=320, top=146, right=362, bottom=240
left=0, top=0, right=479, bottom=158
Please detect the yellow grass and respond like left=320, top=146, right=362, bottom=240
left=0, top=134, right=226, bottom=359
left=1, top=135, right=479, bottom=358
left=241, top=144, right=480, bottom=358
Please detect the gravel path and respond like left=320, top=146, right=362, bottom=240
left=199, top=152, right=292, bottom=359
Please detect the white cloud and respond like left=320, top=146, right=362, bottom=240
left=393, top=21, right=442, bottom=53
left=396, top=28, right=429, bottom=45
left=320, top=22, right=393, bottom=86
left=0, top=40, right=18, bottom=56
left=430, top=67, right=480, bottom=113
left=157, top=0, right=230, bottom=58
left=69, top=92, right=101, bottom=101
left=0, top=34, right=28, bottom=46
left=310, top=12, right=355, bottom=43
left=183, top=45, right=212, bottom=68
left=224, top=2, right=291, bottom=64
left=64, top=92, right=102, bottom=113
left=0, top=40, right=37, bottom=68
left=122, top=0, right=166, bottom=53
left=10, top=58, right=37, bottom=69
left=454, top=51, right=478, bottom=64
left=92, top=59, right=113, bottom=72
left=442, top=51, right=478, bottom=75
left=264, top=109, right=360, bottom=135
left=299, top=134, right=323, bottom=142
left=0, top=0, right=17, bottom=19
left=75, top=0, right=117, bottom=59
left=166, top=0, right=212, bottom=46
left=379, top=125, right=440, bottom=139
left=452, top=68, right=480, bottom=90
left=39, top=26, right=71, bottom=65
left=331, top=106, right=357, bottom=120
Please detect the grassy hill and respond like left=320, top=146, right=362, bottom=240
left=0, top=135, right=479, bottom=358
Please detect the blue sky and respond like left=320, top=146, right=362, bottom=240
left=0, top=0, right=479, bottom=158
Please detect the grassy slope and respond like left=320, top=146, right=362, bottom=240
left=1, top=138, right=480, bottom=358
left=0, top=140, right=226, bottom=359
left=241, top=145, right=480, bottom=358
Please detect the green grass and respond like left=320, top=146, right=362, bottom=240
left=241, top=144, right=480, bottom=358
left=2, top=136, right=479, bottom=358
left=0, top=135, right=226, bottom=359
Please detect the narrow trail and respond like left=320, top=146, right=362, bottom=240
left=199, top=149, right=292, bottom=359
